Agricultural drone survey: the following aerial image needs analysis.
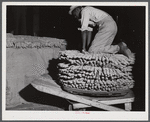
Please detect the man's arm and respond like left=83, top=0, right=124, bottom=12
left=79, top=8, right=93, bottom=52
left=86, top=31, right=92, bottom=50
left=81, top=31, right=87, bottom=51
left=81, top=30, right=92, bottom=51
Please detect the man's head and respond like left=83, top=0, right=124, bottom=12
left=69, top=6, right=82, bottom=19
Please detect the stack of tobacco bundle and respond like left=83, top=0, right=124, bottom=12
left=6, top=33, right=66, bottom=49
left=58, top=50, right=135, bottom=95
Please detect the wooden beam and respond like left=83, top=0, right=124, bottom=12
left=31, top=80, right=125, bottom=111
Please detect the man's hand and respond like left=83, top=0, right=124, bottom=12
left=89, top=23, right=96, bottom=28
left=82, top=49, right=89, bottom=54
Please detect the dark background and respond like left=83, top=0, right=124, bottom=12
left=7, top=6, right=145, bottom=111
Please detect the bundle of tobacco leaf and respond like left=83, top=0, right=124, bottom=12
left=58, top=50, right=135, bottom=92
left=6, top=33, right=66, bottom=49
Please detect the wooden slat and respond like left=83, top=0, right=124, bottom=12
left=72, top=97, right=134, bottom=109
left=31, top=79, right=125, bottom=111
left=125, top=103, right=132, bottom=111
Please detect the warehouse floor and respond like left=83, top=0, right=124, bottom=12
left=6, top=97, right=144, bottom=111
left=7, top=102, right=65, bottom=111
left=6, top=84, right=145, bottom=111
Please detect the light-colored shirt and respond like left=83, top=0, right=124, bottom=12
left=78, top=6, right=109, bottom=31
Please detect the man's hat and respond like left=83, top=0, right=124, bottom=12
left=69, top=6, right=79, bottom=15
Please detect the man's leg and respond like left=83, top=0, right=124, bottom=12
left=118, top=42, right=134, bottom=59
left=88, top=28, right=118, bottom=54
left=88, top=18, right=133, bottom=58
left=88, top=17, right=118, bottom=54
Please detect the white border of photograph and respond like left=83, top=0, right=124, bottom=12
left=2, top=2, right=149, bottom=121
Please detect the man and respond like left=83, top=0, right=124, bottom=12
left=69, top=6, right=134, bottom=59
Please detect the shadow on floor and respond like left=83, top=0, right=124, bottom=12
left=19, top=84, right=69, bottom=110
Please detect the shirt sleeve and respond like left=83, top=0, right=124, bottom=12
left=78, top=9, right=93, bottom=31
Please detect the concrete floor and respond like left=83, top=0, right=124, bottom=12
left=7, top=102, right=64, bottom=111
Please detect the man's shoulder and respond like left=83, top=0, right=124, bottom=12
left=83, top=6, right=93, bottom=10
left=82, top=6, right=93, bottom=13
left=83, top=6, right=99, bottom=12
